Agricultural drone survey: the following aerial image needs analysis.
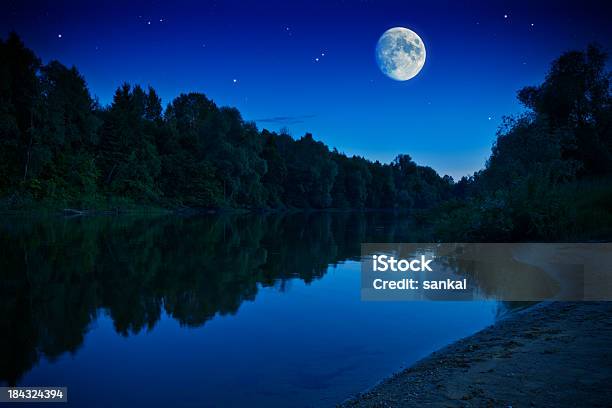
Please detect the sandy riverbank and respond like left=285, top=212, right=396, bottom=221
left=340, top=302, right=612, bottom=407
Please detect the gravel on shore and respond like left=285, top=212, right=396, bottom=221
left=340, top=302, right=612, bottom=407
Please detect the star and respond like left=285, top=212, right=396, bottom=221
left=504, top=14, right=508, bottom=19
left=488, top=116, right=492, bottom=121
left=321, top=52, right=325, bottom=56
left=530, top=23, right=535, bottom=27
left=57, top=34, right=62, bottom=38
left=315, top=57, right=319, bottom=62
left=159, top=18, right=164, bottom=22
left=233, top=79, right=238, bottom=83
left=147, top=21, right=151, bottom=25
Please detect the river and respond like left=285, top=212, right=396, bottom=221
left=0, top=212, right=503, bottom=407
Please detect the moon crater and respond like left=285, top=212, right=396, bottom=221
left=376, top=27, right=426, bottom=81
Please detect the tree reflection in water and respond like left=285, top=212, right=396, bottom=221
left=0, top=211, right=425, bottom=385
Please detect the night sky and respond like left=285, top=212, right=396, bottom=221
left=2, top=0, right=611, bottom=178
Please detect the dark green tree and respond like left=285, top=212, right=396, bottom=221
left=98, top=84, right=161, bottom=202
left=0, top=32, right=41, bottom=197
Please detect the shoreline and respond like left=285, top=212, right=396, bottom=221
left=340, top=302, right=612, bottom=407
left=0, top=206, right=407, bottom=215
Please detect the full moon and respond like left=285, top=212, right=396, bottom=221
left=376, top=27, right=426, bottom=81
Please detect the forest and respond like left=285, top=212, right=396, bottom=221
left=1, top=32, right=611, bottom=239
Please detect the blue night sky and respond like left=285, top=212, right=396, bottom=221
left=2, top=0, right=611, bottom=179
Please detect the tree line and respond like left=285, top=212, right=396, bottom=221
left=1, top=32, right=611, bottom=239
left=435, top=43, right=611, bottom=240
left=0, top=32, right=453, bottom=210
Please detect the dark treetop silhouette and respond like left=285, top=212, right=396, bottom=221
left=0, top=32, right=611, bottom=240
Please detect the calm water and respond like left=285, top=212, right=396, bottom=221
left=0, top=212, right=502, bottom=407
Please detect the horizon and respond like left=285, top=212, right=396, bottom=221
left=2, top=0, right=611, bottom=179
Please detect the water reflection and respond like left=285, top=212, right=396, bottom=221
left=1, top=211, right=428, bottom=386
